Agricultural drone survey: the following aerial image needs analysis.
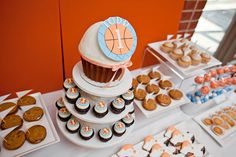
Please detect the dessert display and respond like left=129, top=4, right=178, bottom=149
left=55, top=16, right=136, bottom=148
left=194, top=101, right=236, bottom=146
left=132, top=67, right=189, bottom=118
left=112, top=123, right=207, bottom=157
left=0, top=92, right=59, bottom=157
left=186, top=66, right=236, bottom=105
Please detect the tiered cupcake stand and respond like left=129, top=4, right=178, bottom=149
left=56, top=62, right=135, bottom=148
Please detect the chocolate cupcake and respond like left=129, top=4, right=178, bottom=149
left=121, top=90, right=134, bottom=105
left=66, top=117, right=80, bottom=133
left=121, top=114, right=134, bottom=127
left=93, top=101, right=108, bottom=118
left=75, top=97, right=90, bottom=114
left=55, top=97, right=65, bottom=110
left=111, top=98, right=125, bottom=114
left=129, top=105, right=135, bottom=114
left=63, top=78, right=76, bottom=91
left=65, top=87, right=80, bottom=104
left=79, top=126, right=94, bottom=140
left=112, top=121, right=126, bottom=137
left=58, top=107, right=71, bottom=122
left=98, top=128, right=113, bottom=142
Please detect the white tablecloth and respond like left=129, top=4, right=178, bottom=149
left=23, top=90, right=236, bottom=157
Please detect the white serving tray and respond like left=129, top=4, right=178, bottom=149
left=194, top=100, right=236, bottom=147
left=112, top=120, right=209, bottom=157
left=56, top=111, right=134, bottom=149
left=63, top=94, right=133, bottom=124
left=73, top=62, right=132, bottom=98
left=0, top=93, right=60, bottom=157
left=148, top=40, right=221, bottom=76
left=133, top=67, right=190, bottom=118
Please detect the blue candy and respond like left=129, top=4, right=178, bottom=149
left=194, top=91, right=202, bottom=97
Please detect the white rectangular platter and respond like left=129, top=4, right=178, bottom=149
left=133, top=66, right=190, bottom=118
left=0, top=93, right=60, bottom=157
left=148, top=40, right=221, bottom=76
left=194, top=100, right=236, bottom=147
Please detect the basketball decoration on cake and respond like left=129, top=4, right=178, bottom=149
left=98, top=17, right=137, bottom=61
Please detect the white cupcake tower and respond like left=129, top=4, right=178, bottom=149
left=56, top=61, right=135, bottom=148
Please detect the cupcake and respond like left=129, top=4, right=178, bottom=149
left=98, top=127, right=113, bottom=142
left=177, top=56, right=191, bottom=68
left=189, top=53, right=201, bottom=65
left=160, top=42, right=176, bottom=53
left=65, top=87, right=80, bottom=104
left=93, top=101, right=108, bottom=118
left=63, top=78, right=76, bottom=91
left=201, top=52, right=211, bottom=64
left=111, top=98, right=125, bottom=114
left=129, top=105, right=135, bottom=114
left=55, top=97, right=65, bottom=110
left=112, top=121, right=126, bottom=137
left=120, top=90, right=134, bottom=105
left=79, top=126, right=94, bottom=140
left=58, top=107, right=71, bottom=122
left=75, top=97, right=90, bottom=114
left=121, top=114, right=134, bottom=127
left=169, top=49, right=184, bottom=60
left=79, top=17, right=137, bottom=84
left=66, top=117, right=80, bottom=133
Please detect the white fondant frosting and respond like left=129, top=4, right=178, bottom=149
left=57, top=97, right=65, bottom=107
left=58, top=107, right=70, bottom=118
left=67, top=118, right=80, bottom=131
left=113, top=98, right=125, bottom=109
left=66, top=87, right=79, bottom=99
left=94, top=101, right=107, bottom=113
left=80, top=126, right=94, bottom=137
left=76, top=97, right=89, bottom=109
left=122, top=114, right=134, bottom=124
left=99, top=128, right=112, bottom=139
left=192, top=53, right=201, bottom=61
left=122, top=90, right=134, bottom=100
left=79, top=22, right=130, bottom=66
left=114, top=121, right=126, bottom=134
left=64, top=78, right=76, bottom=89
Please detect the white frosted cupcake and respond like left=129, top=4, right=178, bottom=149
left=58, top=107, right=71, bottom=122
left=55, top=97, right=65, bottom=110
left=63, top=78, right=76, bottom=91
left=112, top=121, right=126, bottom=137
left=75, top=97, right=90, bottom=114
left=65, top=87, right=80, bottom=104
left=111, top=98, right=125, bottom=114
left=121, top=90, right=134, bottom=105
left=98, top=127, right=113, bottom=142
left=79, top=126, right=94, bottom=140
left=121, top=114, right=134, bottom=127
left=93, top=101, right=108, bottom=118
left=66, top=117, right=80, bottom=133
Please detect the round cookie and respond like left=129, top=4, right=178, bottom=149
left=159, top=80, right=173, bottom=89
left=211, top=126, right=223, bottom=136
left=23, top=107, right=44, bottom=122
left=137, top=75, right=150, bottom=85
left=1, top=114, right=23, bottom=130
left=134, top=89, right=146, bottom=101
left=156, top=94, right=171, bottom=107
left=0, top=102, right=18, bottom=115
left=202, top=118, right=213, bottom=126
left=148, top=71, right=161, bottom=80
left=146, top=84, right=160, bottom=94
left=168, top=89, right=183, bottom=100
left=3, top=129, right=26, bottom=150
left=142, top=99, right=157, bottom=111
left=17, top=96, right=36, bottom=106
left=26, top=125, right=47, bottom=144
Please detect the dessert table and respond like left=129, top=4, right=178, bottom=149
left=23, top=90, right=236, bottom=157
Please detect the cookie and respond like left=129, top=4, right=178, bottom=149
left=142, top=99, right=157, bottom=111
left=0, top=102, right=18, bottom=115
left=146, top=84, right=160, bottom=94
left=3, top=129, right=25, bottom=150
left=134, top=89, right=147, bottom=101
left=159, top=80, right=173, bottom=89
left=202, top=118, right=213, bottom=126
left=212, top=117, right=223, bottom=125
left=220, top=115, right=235, bottom=127
left=17, top=96, right=36, bottom=106
left=211, top=126, right=223, bottom=136
left=132, top=79, right=139, bottom=89
left=1, top=114, right=23, bottom=130
left=156, top=94, right=171, bottom=107
left=137, top=75, right=150, bottom=85
left=148, top=71, right=161, bottom=80
left=26, top=125, right=47, bottom=144
left=23, top=107, right=44, bottom=122
left=168, top=89, right=183, bottom=100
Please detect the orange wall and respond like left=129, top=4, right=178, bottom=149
left=0, top=0, right=63, bottom=95
left=60, top=0, right=184, bottom=77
